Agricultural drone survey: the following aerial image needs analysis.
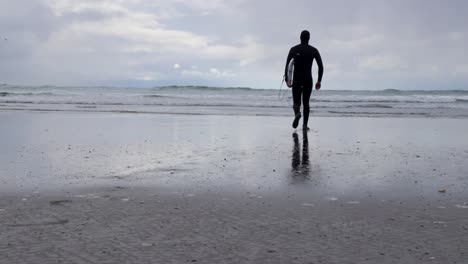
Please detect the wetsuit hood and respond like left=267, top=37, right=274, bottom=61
left=300, top=30, right=310, bottom=44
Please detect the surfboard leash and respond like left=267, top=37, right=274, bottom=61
left=278, top=75, right=293, bottom=107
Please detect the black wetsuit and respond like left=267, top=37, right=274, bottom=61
left=284, top=42, right=323, bottom=127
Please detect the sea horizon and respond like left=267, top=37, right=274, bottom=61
left=2, top=83, right=468, bottom=92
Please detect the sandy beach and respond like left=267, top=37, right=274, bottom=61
left=3, top=0, right=468, bottom=262
left=1, top=111, right=468, bottom=263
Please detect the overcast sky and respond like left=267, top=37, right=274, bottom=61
left=1, top=0, right=467, bottom=89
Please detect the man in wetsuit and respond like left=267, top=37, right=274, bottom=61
left=284, top=30, right=323, bottom=130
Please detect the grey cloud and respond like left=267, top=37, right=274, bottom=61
left=0, top=0, right=467, bottom=89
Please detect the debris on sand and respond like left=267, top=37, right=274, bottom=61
left=9, top=219, right=69, bottom=227
left=438, top=189, right=446, bottom=193
left=49, top=200, right=72, bottom=206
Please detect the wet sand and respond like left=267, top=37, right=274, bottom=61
left=1, top=111, right=467, bottom=263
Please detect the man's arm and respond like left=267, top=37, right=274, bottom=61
left=315, top=49, right=323, bottom=90
left=316, top=49, right=323, bottom=83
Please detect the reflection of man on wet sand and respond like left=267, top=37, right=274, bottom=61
left=291, top=130, right=310, bottom=181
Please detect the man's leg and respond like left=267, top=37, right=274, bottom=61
left=302, top=83, right=312, bottom=129
left=292, top=84, right=302, bottom=128
left=292, top=84, right=302, bottom=115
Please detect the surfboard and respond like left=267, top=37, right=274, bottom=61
left=287, top=58, right=294, bottom=87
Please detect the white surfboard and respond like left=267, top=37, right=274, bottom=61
left=287, top=58, right=294, bottom=87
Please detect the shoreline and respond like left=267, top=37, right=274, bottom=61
left=1, top=111, right=467, bottom=196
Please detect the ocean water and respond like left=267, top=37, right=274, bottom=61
left=1, top=84, right=468, bottom=118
